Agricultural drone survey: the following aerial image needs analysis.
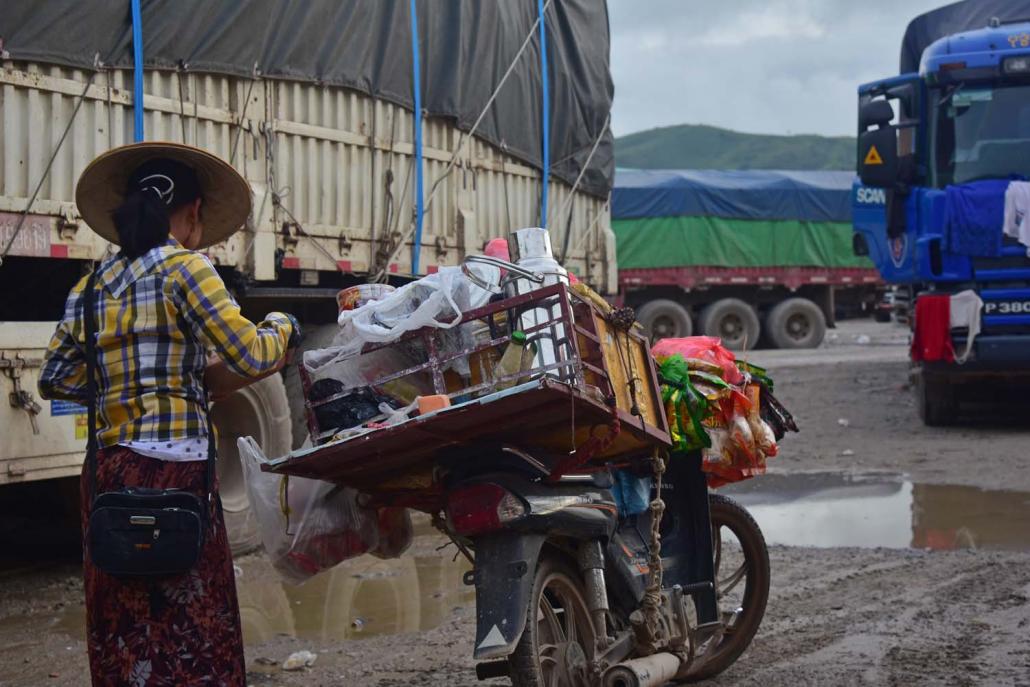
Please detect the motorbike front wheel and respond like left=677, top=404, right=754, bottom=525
left=509, top=552, right=598, bottom=687
left=682, top=492, right=770, bottom=682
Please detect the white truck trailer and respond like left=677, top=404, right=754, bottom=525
left=0, top=0, right=615, bottom=552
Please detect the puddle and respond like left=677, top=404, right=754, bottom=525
left=721, top=472, right=1030, bottom=551
left=9, top=472, right=1028, bottom=653
left=32, top=529, right=473, bottom=646
left=235, top=543, right=473, bottom=645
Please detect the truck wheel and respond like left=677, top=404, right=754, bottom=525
left=283, top=323, right=340, bottom=448
left=636, top=299, right=692, bottom=342
left=915, top=373, right=957, bottom=427
left=210, top=374, right=292, bottom=556
left=699, top=299, right=760, bottom=351
left=766, top=298, right=826, bottom=349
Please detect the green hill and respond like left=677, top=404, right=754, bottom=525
left=615, top=124, right=855, bottom=171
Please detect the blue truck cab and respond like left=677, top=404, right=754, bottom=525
left=853, top=13, right=1030, bottom=425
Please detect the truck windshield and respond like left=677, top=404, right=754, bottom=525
left=933, top=83, right=1030, bottom=186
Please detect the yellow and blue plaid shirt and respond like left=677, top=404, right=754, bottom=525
left=39, top=239, right=292, bottom=448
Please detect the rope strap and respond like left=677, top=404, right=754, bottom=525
left=640, top=448, right=668, bottom=644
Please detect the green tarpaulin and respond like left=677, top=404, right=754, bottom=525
left=613, top=216, right=873, bottom=270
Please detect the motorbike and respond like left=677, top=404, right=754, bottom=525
left=439, top=444, right=770, bottom=687
left=274, top=241, right=775, bottom=685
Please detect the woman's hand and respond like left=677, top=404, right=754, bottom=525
left=205, top=314, right=300, bottom=402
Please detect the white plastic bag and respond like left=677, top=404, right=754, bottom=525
left=239, top=437, right=385, bottom=584
left=321, top=264, right=499, bottom=365
left=302, top=265, right=498, bottom=409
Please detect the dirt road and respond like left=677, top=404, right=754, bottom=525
left=2, top=319, right=1029, bottom=686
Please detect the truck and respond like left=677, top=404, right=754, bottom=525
left=0, top=0, right=616, bottom=552
left=852, top=0, right=1030, bottom=425
left=613, top=168, right=882, bottom=349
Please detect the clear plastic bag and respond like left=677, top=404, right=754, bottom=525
left=325, top=264, right=499, bottom=362
left=302, top=344, right=435, bottom=434
left=744, top=385, right=778, bottom=457
left=238, top=437, right=412, bottom=584
left=728, top=414, right=757, bottom=462
left=303, top=265, right=500, bottom=414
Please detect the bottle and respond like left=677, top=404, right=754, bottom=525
left=493, top=331, right=531, bottom=391
left=509, top=228, right=569, bottom=380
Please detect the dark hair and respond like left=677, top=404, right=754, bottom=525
left=112, top=158, right=202, bottom=259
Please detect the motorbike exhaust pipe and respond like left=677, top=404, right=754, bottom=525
left=601, top=653, right=682, bottom=687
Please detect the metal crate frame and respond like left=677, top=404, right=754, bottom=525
left=271, top=283, right=670, bottom=495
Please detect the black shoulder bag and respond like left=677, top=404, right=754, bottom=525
left=84, top=268, right=215, bottom=577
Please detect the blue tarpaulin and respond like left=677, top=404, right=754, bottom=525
left=900, top=0, right=1030, bottom=74
left=612, top=169, right=855, bottom=222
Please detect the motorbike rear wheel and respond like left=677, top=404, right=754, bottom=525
left=681, top=493, right=770, bottom=682
left=509, top=552, right=598, bottom=687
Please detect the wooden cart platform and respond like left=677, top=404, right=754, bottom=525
left=266, top=378, right=653, bottom=489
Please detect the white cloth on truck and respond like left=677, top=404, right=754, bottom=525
left=1003, top=181, right=1030, bottom=255
left=949, top=289, right=983, bottom=364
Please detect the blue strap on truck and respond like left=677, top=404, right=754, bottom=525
left=409, top=0, right=425, bottom=275
left=538, top=0, right=550, bottom=228
left=130, top=0, right=144, bottom=142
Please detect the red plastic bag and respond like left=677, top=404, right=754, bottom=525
left=651, top=336, right=744, bottom=385
left=239, top=437, right=413, bottom=584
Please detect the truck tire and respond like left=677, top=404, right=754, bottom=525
left=210, top=374, right=292, bottom=556
left=766, top=298, right=827, bottom=349
left=915, top=372, right=958, bottom=427
left=636, top=299, right=692, bottom=342
left=283, top=323, right=340, bottom=449
left=699, top=299, right=760, bottom=351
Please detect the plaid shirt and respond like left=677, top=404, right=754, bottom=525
left=39, top=239, right=292, bottom=448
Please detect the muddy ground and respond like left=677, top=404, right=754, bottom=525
left=2, top=319, right=1030, bottom=686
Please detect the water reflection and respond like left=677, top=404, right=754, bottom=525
left=36, top=532, right=473, bottom=647
left=24, top=473, right=1029, bottom=653
left=236, top=537, right=473, bottom=645
left=722, top=472, right=1030, bottom=551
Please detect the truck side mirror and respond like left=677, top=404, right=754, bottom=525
left=858, top=127, right=899, bottom=189
left=859, top=100, right=895, bottom=129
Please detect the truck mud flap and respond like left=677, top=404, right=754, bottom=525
left=469, top=532, right=546, bottom=660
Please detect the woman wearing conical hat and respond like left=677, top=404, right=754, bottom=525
left=39, top=142, right=299, bottom=686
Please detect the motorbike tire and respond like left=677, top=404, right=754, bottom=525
left=509, top=551, right=597, bottom=687
left=680, top=493, right=770, bottom=682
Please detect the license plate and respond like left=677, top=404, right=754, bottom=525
left=0, top=212, right=51, bottom=257
left=983, top=300, right=1030, bottom=315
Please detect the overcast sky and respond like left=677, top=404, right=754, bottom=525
left=608, top=0, right=947, bottom=138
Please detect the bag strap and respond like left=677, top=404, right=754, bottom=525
left=203, top=395, right=216, bottom=503
left=84, top=268, right=100, bottom=502
left=84, top=251, right=217, bottom=502
left=165, top=247, right=216, bottom=498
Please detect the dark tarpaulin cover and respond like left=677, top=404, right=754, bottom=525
left=611, top=169, right=855, bottom=223
left=900, top=0, right=1030, bottom=73
left=0, top=0, right=613, bottom=198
